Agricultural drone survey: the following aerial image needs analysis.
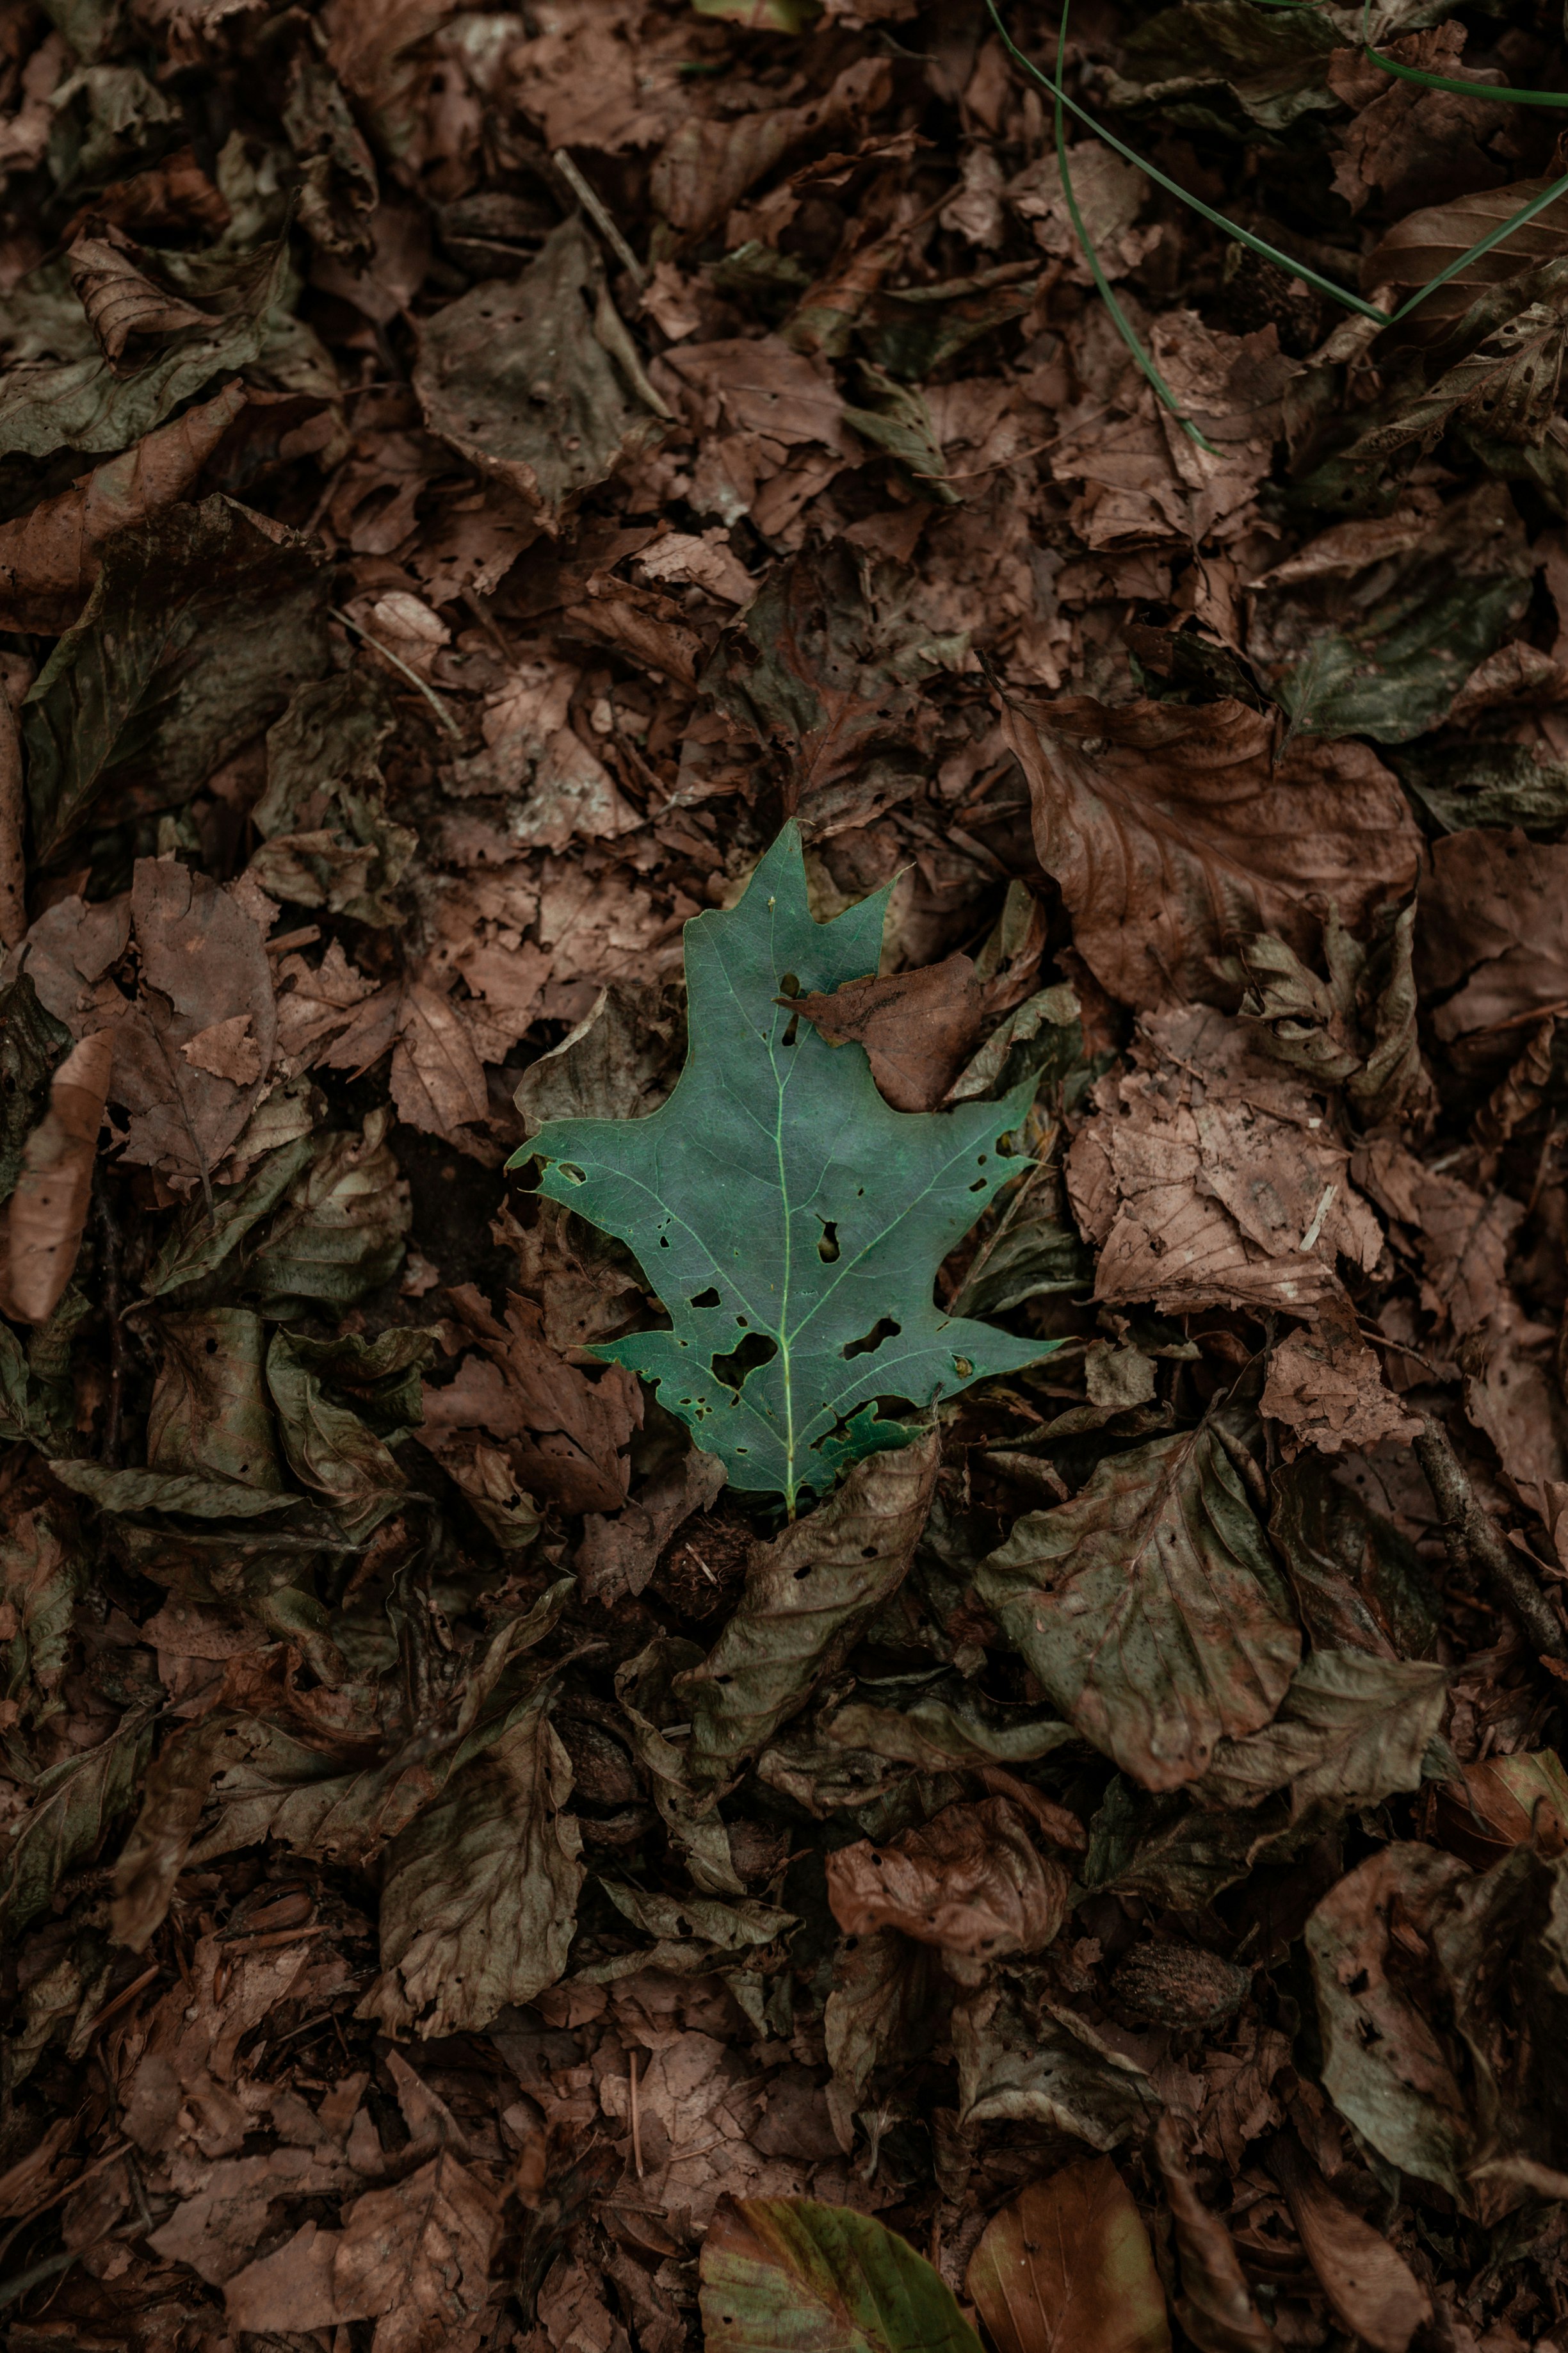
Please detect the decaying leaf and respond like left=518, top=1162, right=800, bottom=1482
left=1002, top=696, right=1419, bottom=1011
left=967, top=2161, right=1172, bottom=2353
left=7, top=1029, right=112, bottom=1322
left=414, top=216, right=667, bottom=528
left=977, top=1426, right=1301, bottom=1791
left=826, top=1797, right=1071, bottom=1958
left=701, top=2197, right=983, bottom=2353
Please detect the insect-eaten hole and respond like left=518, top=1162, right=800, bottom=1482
left=775, top=970, right=803, bottom=1047
left=711, top=1330, right=778, bottom=1393
left=842, top=1316, right=900, bottom=1360
left=689, top=1286, right=722, bottom=1308
left=557, top=1162, right=586, bottom=1185
left=817, top=1219, right=839, bottom=1264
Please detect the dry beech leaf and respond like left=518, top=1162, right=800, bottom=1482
left=8, top=1029, right=113, bottom=1323
left=966, top=2161, right=1172, bottom=2353
left=1003, top=696, right=1419, bottom=1011
left=977, top=1424, right=1300, bottom=1791
left=825, top=1796, right=1071, bottom=1958
left=1267, top=2136, right=1430, bottom=2353
left=1151, top=2117, right=1276, bottom=2353
left=0, top=379, right=247, bottom=633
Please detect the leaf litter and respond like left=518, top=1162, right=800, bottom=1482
left=4, top=1, right=1568, bottom=2350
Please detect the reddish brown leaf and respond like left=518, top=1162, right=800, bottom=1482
left=825, top=1796, right=1070, bottom=1958
left=1003, top=696, right=1419, bottom=1011
left=966, top=2162, right=1172, bottom=2353
left=8, top=1029, right=113, bottom=1323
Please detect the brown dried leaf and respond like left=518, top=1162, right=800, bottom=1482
left=7, top=1029, right=113, bottom=1322
left=0, top=379, right=247, bottom=633
left=1067, top=1009, right=1384, bottom=1319
left=223, top=2148, right=499, bottom=2352
left=421, top=1283, right=640, bottom=1513
left=794, top=956, right=987, bottom=1113
left=389, top=982, right=489, bottom=1138
left=1416, top=827, right=1568, bottom=1045
left=1365, top=174, right=1568, bottom=340
left=110, top=859, right=279, bottom=1185
left=825, top=1795, right=1071, bottom=1958
left=1003, top=696, right=1419, bottom=1011
left=67, top=219, right=210, bottom=368
left=966, top=2160, right=1172, bottom=2353
left=1268, top=2135, right=1430, bottom=2353
left=1261, top=1301, right=1417, bottom=1456
left=1151, top=2117, right=1277, bottom=2353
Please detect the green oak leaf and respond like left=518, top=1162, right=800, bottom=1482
left=510, top=823, right=1055, bottom=1507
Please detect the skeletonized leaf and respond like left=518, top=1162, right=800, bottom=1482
left=700, top=2198, right=983, bottom=2353
left=517, top=824, right=1054, bottom=1504
left=966, top=2162, right=1172, bottom=2353
left=976, top=1428, right=1301, bottom=1792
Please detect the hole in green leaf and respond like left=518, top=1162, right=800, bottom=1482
left=690, top=1287, right=721, bottom=1308
left=558, top=1163, right=586, bottom=1184
left=711, top=1330, right=778, bottom=1391
left=843, top=1317, right=900, bottom=1359
left=817, top=1219, right=839, bottom=1262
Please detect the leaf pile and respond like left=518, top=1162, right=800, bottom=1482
left=3, top=1, right=1568, bottom=2350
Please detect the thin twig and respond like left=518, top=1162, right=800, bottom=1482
left=553, top=149, right=645, bottom=284
left=330, top=607, right=465, bottom=742
left=629, top=2048, right=643, bottom=2178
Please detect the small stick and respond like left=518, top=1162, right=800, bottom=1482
left=554, top=150, right=645, bottom=285
left=1415, top=1414, right=1568, bottom=1663
left=330, top=607, right=464, bottom=742
left=629, top=2047, right=643, bottom=2178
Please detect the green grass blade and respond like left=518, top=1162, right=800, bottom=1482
left=1387, top=169, right=1568, bottom=322
left=1046, top=3, right=1218, bottom=451
left=986, top=0, right=1392, bottom=322
left=1366, top=52, right=1568, bottom=104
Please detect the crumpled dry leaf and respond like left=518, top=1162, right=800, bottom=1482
left=360, top=1678, right=583, bottom=2037
left=224, top=2149, right=499, bottom=2351
left=1067, top=1008, right=1384, bottom=1319
left=420, top=1282, right=640, bottom=1513
left=978, top=1423, right=1300, bottom=1791
left=1261, top=1300, right=1417, bottom=1455
left=1003, top=695, right=1419, bottom=1011
left=826, top=1797, right=1071, bottom=1958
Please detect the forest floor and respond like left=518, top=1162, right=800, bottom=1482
left=3, top=1, right=1568, bottom=2349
